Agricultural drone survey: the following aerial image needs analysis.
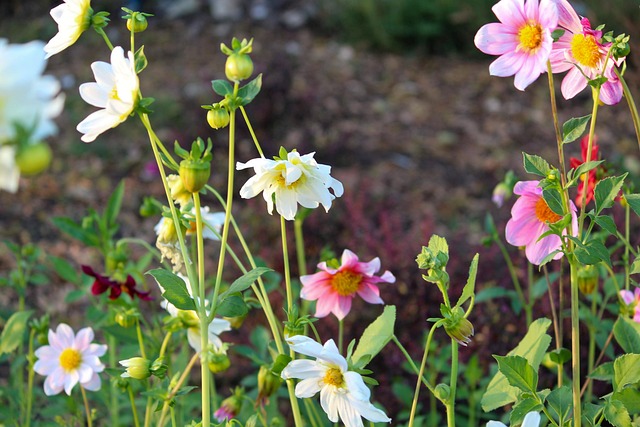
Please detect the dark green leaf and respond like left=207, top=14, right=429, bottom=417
left=523, top=153, right=551, bottom=177
left=589, top=361, right=614, bottom=382
left=271, top=354, right=292, bottom=375
left=624, top=193, right=640, bottom=217
left=51, top=217, right=100, bottom=247
left=219, top=267, right=272, bottom=300
left=147, top=269, right=195, bottom=311
left=568, top=160, right=603, bottom=186
left=0, top=310, right=33, bottom=355
left=574, top=239, right=611, bottom=267
left=49, top=255, right=79, bottom=284
left=212, top=80, right=233, bottom=96
left=134, top=45, right=148, bottom=74
left=548, top=348, right=571, bottom=365
left=509, top=398, right=542, bottom=426
left=613, top=317, right=640, bottom=354
left=351, top=306, right=396, bottom=369
left=547, top=386, right=572, bottom=424
left=216, top=295, right=248, bottom=317
left=594, top=215, right=617, bottom=235
left=562, top=115, right=591, bottom=144
left=494, top=355, right=538, bottom=394
left=595, top=174, right=627, bottom=215
left=542, top=188, right=564, bottom=216
left=105, top=180, right=125, bottom=230
left=237, top=74, right=262, bottom=106
left=455, top=254, right=478, bottom=309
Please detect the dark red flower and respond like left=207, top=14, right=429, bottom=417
left=570, top=135, right=600, bottom=208
left=81, top=265, right=153, bottom=301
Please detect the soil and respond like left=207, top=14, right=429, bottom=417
left=2, top=2, right=640, bottom=423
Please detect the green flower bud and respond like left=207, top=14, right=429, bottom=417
left=127, top=13, right=148, bottom=33
left=179, top=159, right=210, bottom=193
left=120, top=357, right=151, bottom=380
left=245, top=415, right=259, bottom=427
left=442, top=307, right=474, bottom=346
left=284, top=323, right=305, bottom=338
left=15, top=142, right=52, bottom=176
left=177, top=309, right=200, bottom=328
left=257, top=365, right=282, bottom=407
left=115, top=309, right=138, bottom=328
left=207, top=107, right=230, bottom=130
left=225, top=53, right=253, bottom=82
left=577, top=264, right=599, bottom=295
left=150, top=357, right=168, bottom=378
left=208, top=351, right=231, bottom=374
left=434, top=383, right=450, bottom=401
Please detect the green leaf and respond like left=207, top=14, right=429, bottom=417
left=547, top=386, right=572, bottom=424
left=216, top=295, right=248, bottom=317
left=589, top=361, right=614, bottom=382
left=104, top=180, right=125, bottom=230
left=604, top=399, right=632, bottom=427
left=613, top=354, right=640, bottom=392
left=212, top=79, right=233, bottom=96
left=219, top=267, right=272, bottom=300
left=134, top=45, right=148, bottom=74
left=583, top=402, right=603, bottom=427
left=65, top=289, right=86, bottom=303
left=481, top=318, right=552, bottom=412
left=613, top=317, right=640, bottom=354
left=147, top=269, right=195, bottom=311
left=237, top=74, right=262, bottom=106
left=612, top=388, right=640, bottom=414
left=594, top=215, right=617, bottom=235
left=542, top=188, right=564, bottom=216
left=494, top=355, right=538, bottom=394
left=548, top=348, right=571, bottom=365
left=51, top=217, right=100, bottom=247
left=0, top=310, right=33, bottom=355
left=351, top=306, right=396, bottom=369
left=569, top=160, right=603, bottom=186
left=509, top=398, right=542, bottom=426
left=595, top=174, right=627, bottom=215
left=574, top=239, right=611, bottom=267
left=455, top=254, right=479, bottom=309
left=562, top=115, right=591, bottom=144
left=49, top=255, right=79, bottom=284
left=624, top=193, right=640, bottom=217
left=475, top=287, right=515, bottom=303
left=523, top=153, right=551, bottom=177
left=630, top=255, right=640, bottom=275
left=271, top=354, right=292, bottom=376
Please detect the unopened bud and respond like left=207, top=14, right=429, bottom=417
left=150, top=357, right=168, bottom=378
left=214, top=388, right=244, bottom=423
left=179, top=159, right=210, bottom=193
left=443, top=308, right=474, bottom=346
left=120, top=357, right=151, bottom=380
left=223, top=313, right=247, bottom=329
left=434, top=383, right=450, bottom=401
left=127, top=13, right=148, bottom=33
left=257, top=365, right=282, bottom=407
left=207, top=107, right=230, bottom=130
left=166, top=174, right=192, bottom=206
left=115, top=309, right=138, bottom=328
left=577, top=264, right=599, bottom=295
left=225, top=53, right=253, bottom=82
left=208, top=351, right=231, bottom=374
left=15, top=142, right=52, bottom=176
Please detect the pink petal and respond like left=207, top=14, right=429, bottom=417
left=357, top=284, right=384, bottom=304
left=506, top=214, right=544, bottom=247
left=538, top=0, right=559, bottom=28
left=526, top=232, right=563, bottom=265
left=333, top=296, right=352, bottom=320
left=489, top=51, right=525, bottom=78
left=620, top=290, right=635, bottom=305
left=514, top=52, right=544, bottom=91
left=74, top=327, right=94, bottom=351
left=561, top=67, right=588, bottom=100
left=474, top=23, right=519, bottom=56
left=599, top=79, right=623, bottom=105
left=315, top=291, right=339, bottom=318
left=493, top=0, right=526, bottom=28
left=81, top=372, right=102, bottom=391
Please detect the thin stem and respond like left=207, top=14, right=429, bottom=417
left=158, top=352, right=200, bottom=426
left=136, top=318, right=147, bottom=359
left=494, top=236, right=528, bottom=319
left=543, top=266, right=563, bottom=388
left=569, top=259, right=582, bottom=427
left=446, top=341, right=459, bottom=427
left=408, top=322, right=442, bottom=427
left=128, top=386, right=141, bottom=427
left=158, top=332, right=173, bottom=359
left=281, top=216, right=294, bottom=314
left=625, top=203, right=630, bottom=291
left=580, top=329, right=614, bottom=398
left=108, top=335, right=120, bottom=426
left=338, top=319, right=344, bottom=354
left=546, top=60, right=568, bottom=182
left=586, top=295, right=597, bottom=403
left=24, top=329, right=36, bottom=427
left=616, top=71, right=640, bottom=150
left=239, top=106, right=264, bottom=158
left=391, top=335, right=435, bottom=392
left=578, top=87, right=601, bottom=235
left=80, top=385, right=93, bottom=427
left=525, top=262, right=533, bottom=326
left=94, top=27, right=114, bottom=50
left=294, top=217, right=312, bottom=317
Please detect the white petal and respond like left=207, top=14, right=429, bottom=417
left=286, top=335, right=325, bottom=358
left=281, top=359, right=326, bottom=380
left=294, top=377, right=322, bottom=398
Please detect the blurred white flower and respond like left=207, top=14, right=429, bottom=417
left=33, top=324, right=107, bottom=396
left=237, top=150, right=343, bottom=221
left=487, top=411, right=540, bottom=427
left=44, top=0, right=92, bottom=58
left=77, top=46, right=139, bottom=142
left=0, top=145, right=19, bottom=193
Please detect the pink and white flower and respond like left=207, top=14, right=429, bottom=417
left=620, top=287, right=640, bottom=323
left=33, top=324, right=107, bottom=396
left=300, top=249, right=395, bottom=320
left=505, top=181, right=578, bottom=265
left=281, top=335, right=391, bottom=427
left=474, top=0, right=558, bottom=90
left=549, top=0, right=624, bottom=104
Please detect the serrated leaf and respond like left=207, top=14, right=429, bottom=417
left=0, top=310, right=33, bottom=355
left=523, top=153, right=551, bottom=177
left=594, top=215, right=617, bottom=235
left=481, top=318, right=552, bottom=412
left=562, top=115, right=591, bottom=144
left=630, top=255, right=640, bottom=275
left=624, top=193, right=640, bottom=217
left=595, top=174, right=627, bottom=215
left=569, top=160, right=603, bottom=186
left=494, top=355, right=538, bottom=393
left=212, top=79, right=233, bottom=96
left=604, top=399, right=632, bottom=427
left=219, top=267, right=272, bottom=300
left=574, top=239, right=611, bottom=267
left=547, top=386, right=572, bottom=424
left=455, top=254, right=478, bottom=309
left=542, top=188, right=564, bottom=216
left=237, top=74, right=262, bottom=106
left=613, top=317, right=640, bottom=354
left=216, top=294, right=247, bottom=317
left=147, top=269, right=195, bottom=311
left=613, top=353, right=640, bottom=392
left=612, top=388, right=640, bottom=414
left=351, top=306, right=396, bottom=369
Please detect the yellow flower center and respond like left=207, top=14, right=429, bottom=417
left=535, top=197, right=561, bottom=223
left=323, top=367, right=345, bottom=387
left=331, top=270, right=363, bottom=296
left=518, top=23, right=543, bottom=52
left=274, top=164, right=305, bottom=189
left=570, top=34, right=601, bottom=68
left=59, top=348, right=82, bottom=372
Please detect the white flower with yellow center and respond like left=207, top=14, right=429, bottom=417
left=281, top=335, right=391, bottom=427
left=237, top=150, right=344, bottom=221
left=33, top=324, right=107, bottom=396
left=44, top=0, right=92, bottom=58
left=77, top=46, right=139, bottom=143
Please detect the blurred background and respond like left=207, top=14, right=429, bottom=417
left=2, top=0, right=640, bottom=424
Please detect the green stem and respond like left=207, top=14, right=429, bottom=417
left=109, top=335, right=120, bottom=426
left=80, top=385, right=93, bottom=427
left=128, top=386, right=141, bottom=427
left=625, top=203, right=630, bottom=291
left=94, top=27, right=114, bottom=50
left=494, top=236, right=528, bottom=319
left=408, top=322, right=442, bottom=427
left=586, top=295, right=597, bottom=403
left=569, top=259, right=582, bottom=427
left=546, top=60, right=568, bottom=182
left=616, top=71, right=640, bottom=150
left=390, top=335, right=435, bottom=393
left=158, top=352, right=200, bottom=427
left=543, top=266, right=563, bottom=388
left=446, top=341, right=459, bottom=427
left=135, top=318, right=147, bottom=359
left=578, top=87, right=601, bottom=235
left=239, top=106, right=264, bottom=158
left=294, top=217, right=312, bottom=317
left=24, top=329, right=36, bottom=427
left=338, top=319, right=344, bottom=354
left=281, top=216, right=294, bottom=314
left=525, top=262, right=533, bottom=326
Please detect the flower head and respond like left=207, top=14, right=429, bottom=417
left=505, top=180, right=578, bottom=265
left=44, top=0, right=92, bottom=58
left=214, top=388, right=244, bottom=423
left=281, top=335, right=391, bottom=427
left=488, top=411, right=540, bottom=427
left=77, top=46, right=139, bottom=143
left=157, top=274, right=231, bottom=352
left=237, top=150, right=344, bottom=221
left=620, top=287, right=640, bottom=323
left=119, top=357, right=151, bottom=380
left=569, top=134, right=602, bottom=208
left=474, top=0, right=558, bottom=90
left=81, top=265, right=152, bottom=301
left=33, top=324, right=107, bottom=396
left=300, top=249, right=395, bottom=320
left=550, top=1, right=624, bottom=104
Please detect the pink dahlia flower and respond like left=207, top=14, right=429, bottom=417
left=620, top=288, right=640, bottom=323
left=474, top=0, right=558, bottom=90
left=505, top=181, right=578, bottom=265
left=549, top=0, right=624, bottom=105
left=300, top=249, right=395, bottom=320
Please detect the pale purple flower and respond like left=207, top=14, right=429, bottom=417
left=505, top=180, right=577, bottom=265
left=33, top=324, right=107, bottom=396
left=620, top=288, right=640, bottom=323
left=474, top=0, right=558, bottom=90
left=549, top=0, right=624, bottom=104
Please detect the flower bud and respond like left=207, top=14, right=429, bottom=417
left=577, top=264, right=599, bottom=295
left=207, top=107, right=230, bottom=130
left=225, top=53, right=253, bottom=82
left=245, top=415, right=259, bottom=427
left=434, top=383, right=450, bottom=401
left=127, top=13, right=148, bottom=33
left=115, top=309, right=138, bottom=328
left=179, top=159, right=210, bottom=193
left=208, top=351, right=231, bottom=374
left=443, top=308, right=474, bottom=346
left=15, top=142, right=52, bottom=176
left=257, top=365, right=282, bottom=407
left=284, top=323, right=305, bottom=338
left=177, top=310, right=200, bottom=328
left=156, top=217, right=178, bottom=245
left=166, top=174, right=192, bottom=206
left=120, top=357, right=151, bottom=380
left=491, top=183, right=510, bottom=208
left=214, top=388, right=244, bottom=423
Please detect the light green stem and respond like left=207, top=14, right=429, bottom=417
left=80, top=385, right=93, bottom=427
left=446, top=341, right=459, bottom=427
left=24, top=328, right=36, bottom=427
left=239, top=106, right=264, bottom=158
left=408, top=322, right=442, bottom=427
left=281, top=216, right=294, bottom=314
left=108, top=335, right=120, bottom=426
left=617, top=71, right=640, bottom=150
left=586, top=295, right=597, bottom=403
left=136, top=318, right=147, bottom=359
left=338, top=319, right=344, bottom=354
left=158, top=352, right=200, bottom=427
left=569, top=259, right=581, bottom=427
left=128, top=386, right=141, bottom=427
left=94, top=27, right=114, bottom=50
left=391, top=335, right=435, bottom=393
